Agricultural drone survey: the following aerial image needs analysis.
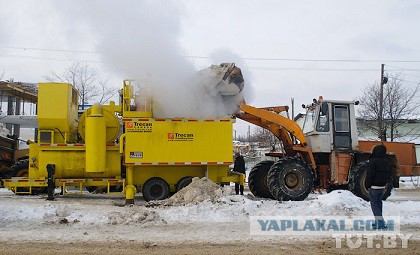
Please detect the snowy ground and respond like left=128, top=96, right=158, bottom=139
left=0, top=178, right=419, bottom=254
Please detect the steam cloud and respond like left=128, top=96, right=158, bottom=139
left=54, top=0, right=252, bottom=118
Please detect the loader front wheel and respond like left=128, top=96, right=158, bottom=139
left=248, top=161, right=274, bottom=199
left=267, top=157, right=313, bottom=201
left=142, top=177, right=170, bottom=202
left=349, top=161, right=393, bottom=201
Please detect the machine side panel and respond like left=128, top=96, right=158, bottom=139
left=34, top=147, right=120, bottom=179
left=124, top=120, right=233, bottom=163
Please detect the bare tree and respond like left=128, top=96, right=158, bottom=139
left=0, top=68, right=5, bottom=80
left=43, top=61, right=115, bottom=108
left=237, top=126, right=280, bottom=150
left=358, top=73, right=420, bottom=142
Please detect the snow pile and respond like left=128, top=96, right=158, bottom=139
left=317, top=190, right=368, bottom=210
left=312, top=190, right=369, bottom=215
left=148, top=177, right=233, bottom=206
left=0, top=188, right=13, bottom=194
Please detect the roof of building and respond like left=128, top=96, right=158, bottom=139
left=0, top=81, right=38, bottom=103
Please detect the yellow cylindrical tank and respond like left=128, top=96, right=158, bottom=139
left=85, top=103, right=106, bottom=173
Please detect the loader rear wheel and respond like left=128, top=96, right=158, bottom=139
left=142, top=177, right=170, bottom=202
left=248, top=161, right=274, bottom=199
left=267, top=157, right=313, bottom=201
left=349, top=161, right=393, bottom=201
left=176, top=176, right=193, bottom=192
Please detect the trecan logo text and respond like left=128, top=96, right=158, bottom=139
left=167, top=132, right=194, bottom=141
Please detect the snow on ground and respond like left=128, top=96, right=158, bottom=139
left=399, top=176, right=420, bottom=189
left=0, top=178, right=419, bottom=244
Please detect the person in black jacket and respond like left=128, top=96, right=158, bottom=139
left=365, top=145, right=390, bottom=229
left=233, top=152, right=246, bottom=195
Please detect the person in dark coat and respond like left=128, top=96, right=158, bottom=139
left=365, top=145, right=390, bottom=229
left=233, top=152, right=246, bottom=195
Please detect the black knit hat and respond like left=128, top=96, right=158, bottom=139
left=371, top=145, right=387, bottom=158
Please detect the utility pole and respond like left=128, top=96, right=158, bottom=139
left=379, top=63, right=385, bottom=141
left=291, top=98, right=295, bottom=120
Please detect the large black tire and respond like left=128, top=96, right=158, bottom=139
left=267, top=157, right=313, bottom=201
left=248, top=161, right=274, bottom=199
left=1, top=168, right=13, bottom=180
left=86, top=186, right=101, bottom=193
left=142, top=177, right=170, bottom=202
left=176, top=176, right=193, bottom=192
left=349, top=160, right=393, bottom=201
left=9, top=159, right=37, bottom=195
left=11, top=159, right=29, bottom=177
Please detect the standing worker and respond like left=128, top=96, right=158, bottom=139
left=233, top=152, right=246, bottom=195
left=365, top=145, right=390, bottom=229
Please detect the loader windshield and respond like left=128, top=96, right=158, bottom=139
left=302, top=108, right=317, bottom=133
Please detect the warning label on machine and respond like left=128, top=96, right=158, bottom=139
left=126, top=122, right=152, bottom=132
left=129, top=152, right=143, bottom=158
left=167, top=132, right=194, bottom=142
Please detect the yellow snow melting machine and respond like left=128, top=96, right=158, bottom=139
left=4, top=79, right=245, bottom=203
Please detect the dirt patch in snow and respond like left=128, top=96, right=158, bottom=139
left=147, top=177, right=233, bottom=206
left=107, top=209, right=165, bottom=226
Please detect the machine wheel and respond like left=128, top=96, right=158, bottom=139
left=109, top=185, right=123, bottom=192
left=10, top=159, right=44, bottom=195
left=0, top=166, right=13, bottom=180
left=176, top=176, right=193, bottom=192
left=142, top=177, right=170, bottom=202
left=248, top=161, right=274, bottom=199
left=267, top=157, right=313, bottom=201
left=349, top=160, right=393, bottom=201
left=86, top=186, right=102, bottom=193
left=11, top=159, right=29, bottom=177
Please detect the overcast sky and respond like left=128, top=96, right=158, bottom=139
left=1, top=0, right=419, bottom=135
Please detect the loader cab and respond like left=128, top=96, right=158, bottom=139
left=302, top=98, right=359, bottom=153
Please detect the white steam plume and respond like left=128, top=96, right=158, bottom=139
left=54, top=0, right=251, bottom=118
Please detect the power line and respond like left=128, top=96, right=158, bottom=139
left=0, top=45, right=98, bottom=54
left=2, top=45, right=420, bottom=63
left=247, top=67, right=420, bottom=72
left=387, top=64, right=419, bottom=70
left=393, top=77, right=420, bottom=85
left=2, top=53, right=416, bottom=72
left=2, top=49, right=420, bottom=73
left=0, top=53, right=100, bottom=63
left=251, top=67, right=378, bottom=71
left=195, top=64, right=419, bottom=72
left=400, top=73, right=420, bottom=79
left=386, top=65, right=420, bottom=78
left=188, top=55, right=420, bottom=63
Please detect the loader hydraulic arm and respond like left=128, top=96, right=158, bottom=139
left=235, top=102, right=316, bottom=167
